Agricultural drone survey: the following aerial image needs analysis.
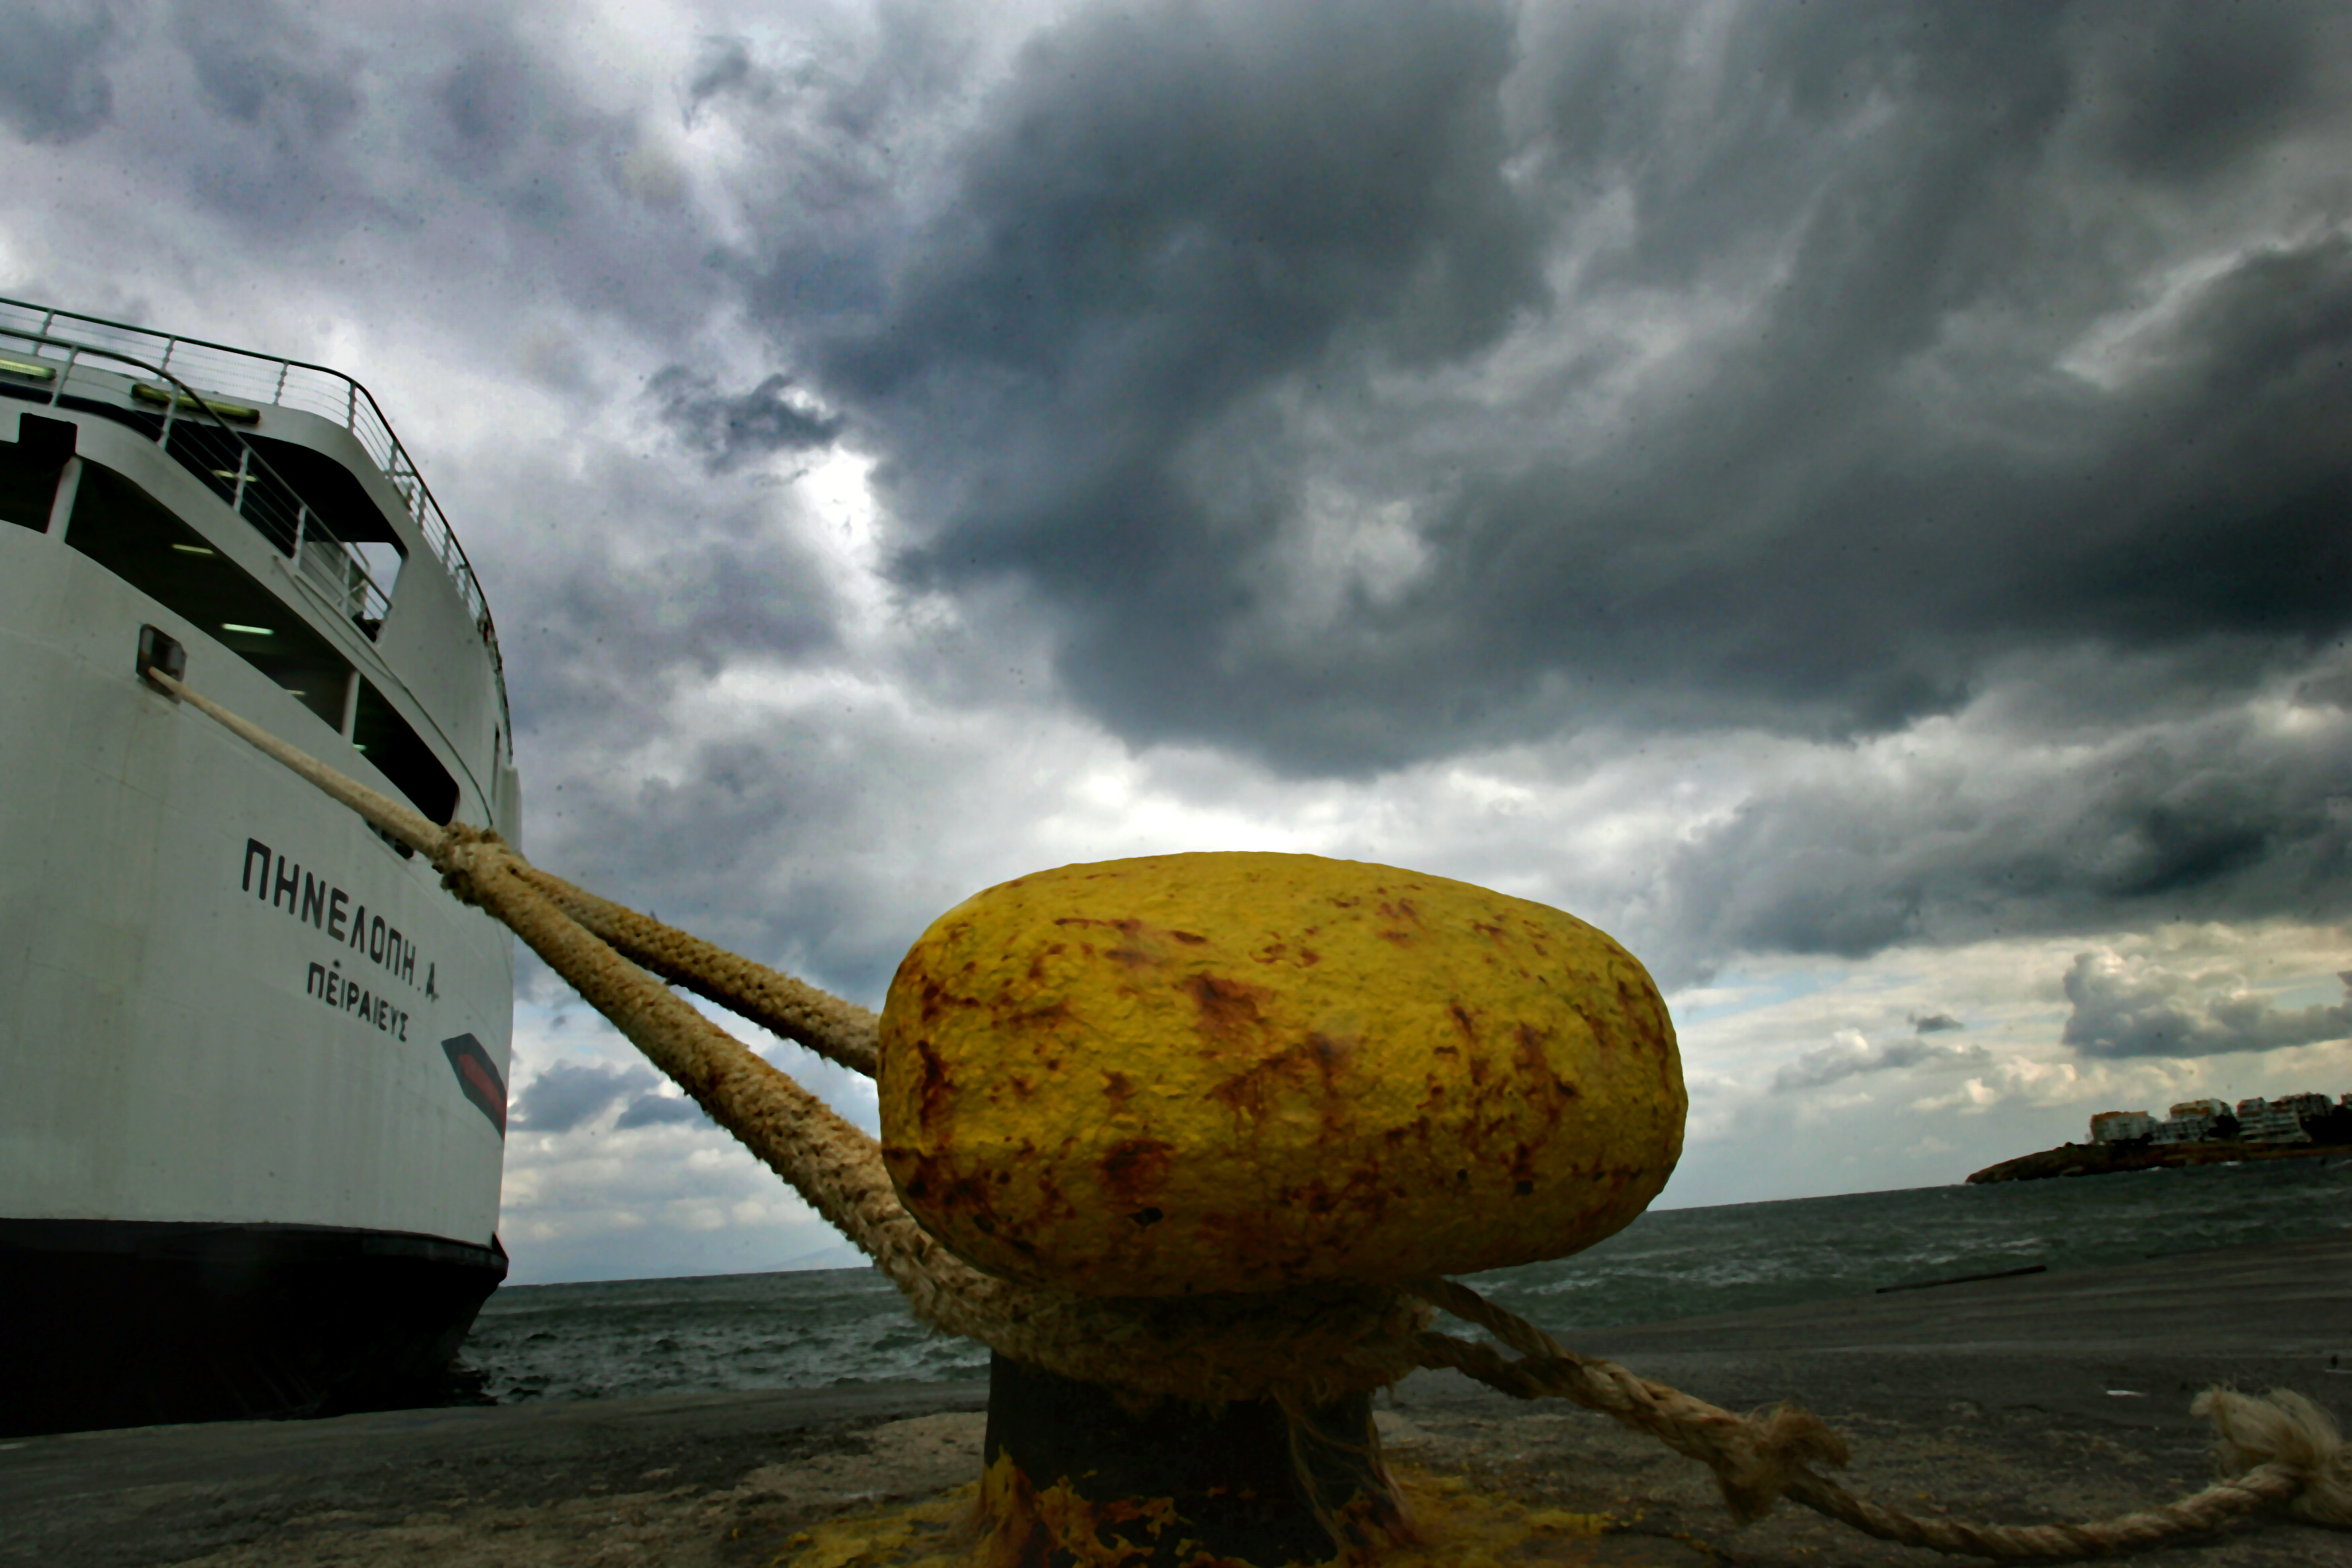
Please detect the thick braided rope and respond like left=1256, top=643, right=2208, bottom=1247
left=1781, top=1465, right=2300, bottom=1559
left=1407, top=1277, right=1846, bottom=1524
left=499, top=858, right=878, bottom=1076
left=148, top=671, right=444, bottom=852
left=154, top=671, right=873, bottom=1074
left=2198, top=1387, right=2352, bottom=1526
left=147, top=675, right=905, bottom=1258
left=1408, top=1277, right=2335, bottom=1558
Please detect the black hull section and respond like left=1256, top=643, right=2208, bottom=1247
left=0, top=1218, right=507, bottom=1438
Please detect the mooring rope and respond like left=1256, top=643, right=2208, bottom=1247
left=150, top=668, right=2351, bottom=1558
left=145, top=671, right=1427, bottom=1408
left=1402, top=1275, right=2347, bottom=1557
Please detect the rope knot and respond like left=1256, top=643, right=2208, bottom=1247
left=434, top=822, right=510, bottom=909
left=2195, top=1387, right=2352, bottom=1527
left=1710, top=1400, right=1851, bottom=1524
left=1403, top=1277, right=1849, bottom=1526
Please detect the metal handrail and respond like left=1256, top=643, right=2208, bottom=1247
left=7, top=332, right=397, bottom=625
left=0, top=296, right=511, bottom=744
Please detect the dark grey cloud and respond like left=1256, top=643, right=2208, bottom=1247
left=1641, top=682, right=2352, bottom=975
left=548, top=0, right=2352, bottom=985
left=170, top=0, right=360, bottom=145
left=614, top=1091, right=714, bottom=1130
left=683, top=35, right=800, bottom=124
left=526, top=725, right=916, bottom=1012
left=0, top=1, right=123, bottom=144
left=512, top=1060, right=657, bottom=1133
left=1910, top=1013, right=1964, bottom=1035
left=652, top=369, right=844, bottom=473
left=28, top=6, right=735, bottom=342
left=513, top=520, right=836, bottom=698
left=1771, top=1031, right=1994, bottom=1093
left=2091, top=1, right=2318, bottom=181
left=478, top=449, right=840, bottom=725
left=471, top=452, right=891, bottom=1008
left=685, top=15, right=955, bottom=135
left=307, top=1, right=2352, bottom=989
left=696, top=0, right=2352, bottom=782
left=805, top=0, right=1542, bottom=671
left=426, top=36, right=544, bottom=182
left=2062, top=955, right=2352, bottom=1059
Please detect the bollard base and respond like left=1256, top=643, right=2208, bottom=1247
left=977, top=1353, right=1409, bottom=1567
left=767, top=1449, right=1643, bottom=1567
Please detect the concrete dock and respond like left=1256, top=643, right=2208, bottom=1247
left=5, top=1235, right=2347, bottom=1565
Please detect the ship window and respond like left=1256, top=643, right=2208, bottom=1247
left=62, top=462, right=351, bottom=732
left=1, top=414, right=73, bottom=531
left=352, top=679, right=460, bottom=826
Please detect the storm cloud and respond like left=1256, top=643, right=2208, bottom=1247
left=2062, top=952, right=2352, bottom=1059
left=652, top=368, right=844, bottom=473
left=1772, top=1028, right=1993, bottom=1093
left=613, top=1091, right=714, bottom=1130
left=511, top=1059, right=718, bottom=1132
left=1639, top=673, right=2352, bottom=972
left=0, top=1, right=121, bottom=144
left=170, top=0, right=362, bottom=144
left=511, top=1060, right=660, bottom=1134
left=720, top=0, right=2352, bottom=777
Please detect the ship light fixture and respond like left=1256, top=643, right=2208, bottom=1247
left=131, top=383, right=261, bottom=422
left=222, top=623, right=273, bottom=636
left=171, top=543, right=215, bottom=556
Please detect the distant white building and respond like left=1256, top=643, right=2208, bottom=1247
left=2077, top=1087, right=2345, bottom=1149
left=2237, top=1104, right=2310, bottom=1144
left=2089, top=1110, right=2157, bottom=1143
left=2151, top=1112, right=2219, bottom=1145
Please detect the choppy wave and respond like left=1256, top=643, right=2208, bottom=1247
left=460, top=1266, right=989, bottom=1404
left=1469, top=1154, right=2352, bottom=1331
left=458, top=1154, right=2351, bottom=1403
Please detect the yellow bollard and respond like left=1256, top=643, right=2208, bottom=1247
left=876, top=852, right=1685, bottom=1565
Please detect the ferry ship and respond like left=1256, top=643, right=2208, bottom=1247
left=0, top=299, right=522, bottom=1436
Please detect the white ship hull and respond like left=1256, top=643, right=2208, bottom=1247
left=0, top=305, right=522, bottom=1434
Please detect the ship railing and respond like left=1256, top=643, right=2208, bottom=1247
left=0, top=298, right=510, bottom=740
left=3, top=330, right=395, bottom=630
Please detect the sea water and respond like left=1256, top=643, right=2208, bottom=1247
left=457, top=1154, right=2352, bottom=1404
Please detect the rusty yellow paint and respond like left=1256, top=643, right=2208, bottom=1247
left=975, top=1448, right=1193, bottom=1567
left=878, top=852, right=1684, bottom=1298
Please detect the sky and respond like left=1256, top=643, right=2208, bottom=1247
left=6, top=0, right=2351, bottom=1285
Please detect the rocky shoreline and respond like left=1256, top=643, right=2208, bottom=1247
left=1966, top=1138, right=2352, bottom=1183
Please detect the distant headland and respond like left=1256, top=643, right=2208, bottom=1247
left=1967, top=1089, right=2352, bottom=1184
